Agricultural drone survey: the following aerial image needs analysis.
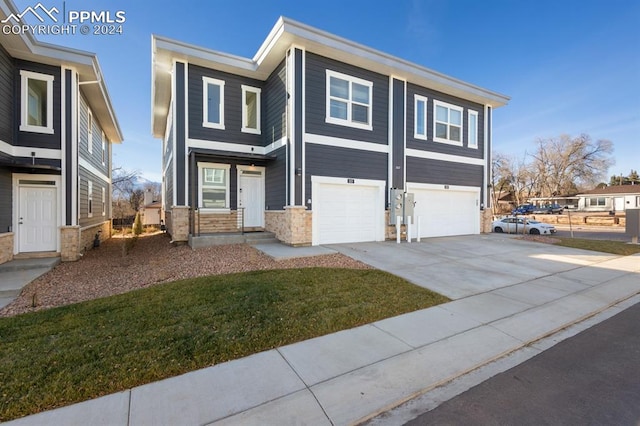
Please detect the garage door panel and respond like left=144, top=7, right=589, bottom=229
left=315, top=182, right=383, bottom=245
left=410, top=186, right=480, bottom=238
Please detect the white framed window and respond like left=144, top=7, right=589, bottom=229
left=198, top=162, right=230, bottom=209
left=87, top=108, right=93, bottom=154
left=101, top=132, right=106, bottom=165
left=19, top=70, right=54, bottom=134
left=588, top=197, right=606, bottom=207
left=433, top=100, right=463, bottom=145
left=326, top=70, right=373, bottom=130
left=468, top=110, right=478, bottom=149
left=414, top=95, right=428, bottom=140
left=88, top=180, right=93, bottom=218
left=202, top=76, right=225, bottom=129
left=241, top=85, right=261, bottom=134
left=102, top=187, right=106, bottom=216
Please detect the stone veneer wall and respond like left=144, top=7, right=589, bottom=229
left=481, top=208, right=493, bottom=233
left=79, top=221, right=112, bottom=253
left=60, top=226, right=81, bottom=261
left=265, top=206, right=312, bottom=246
left=169, top=206, right=190, bottom=243
left=0, top=232, right=14, bottom=265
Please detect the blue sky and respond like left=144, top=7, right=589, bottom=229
left=12, top=0, right=640, bottom=183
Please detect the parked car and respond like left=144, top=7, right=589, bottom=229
left=492, top=216, right=557, bottom=235
left=532, top=204, right=564, bottom=215
left=511, top=204, right=536, bottom=215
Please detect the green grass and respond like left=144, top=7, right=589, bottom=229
left=554, top=238, right=640, bottom=256
left=0, top=268, right=448, bottom=421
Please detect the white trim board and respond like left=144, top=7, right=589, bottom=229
left=0, top=140, right=62, bottom=160
left=305, top=133, right=389, bottom=154
left=406, top=148, right=484, bottom=166
left=79, top=158, right=111, bottom=184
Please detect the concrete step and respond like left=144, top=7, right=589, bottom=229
left=189, top=232, right=279, bottom=249
left=0, top=257, right=61, bottom=273
left=245, top=232, right=278, bottom=245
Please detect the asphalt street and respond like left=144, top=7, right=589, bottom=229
left=405, top=302, right=640, bottom=426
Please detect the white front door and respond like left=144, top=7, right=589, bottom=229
left=238, top=168, right=264, bottom=228
left=19, top=186, right=57, bottom=252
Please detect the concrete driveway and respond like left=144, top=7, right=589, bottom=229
left=328, top=234, right=621, bottom=299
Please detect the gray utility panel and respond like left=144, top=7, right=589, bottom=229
left=390, top=189, right=415, bottom=225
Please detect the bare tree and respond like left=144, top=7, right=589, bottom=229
left=112, top=166, right=139, bottom=200
left=530, top=134, right=614, bottom=197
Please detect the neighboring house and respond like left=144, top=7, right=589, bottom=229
left=151, top=17, right=509, bottom=246
left=140, top=189, right=161, bottom=226
left=0, top=0, right=122, bottom=264
left=576, top=185, right=640, bottom=212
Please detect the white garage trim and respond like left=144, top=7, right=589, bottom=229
left=311, top=176, right=386, bottom=246
left=407, top=182, right=481, bottom=238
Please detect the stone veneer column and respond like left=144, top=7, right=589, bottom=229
left=0, top=232, right=14, bottom=265
left=60, top=226, right=81, bottom=262
left=170, top=206, right=191, bottom=243
left=481, top=208, right=494, bottom=233
left=284, top=206, right=311, bottom=246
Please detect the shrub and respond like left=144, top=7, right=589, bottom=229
left=132, top=212, right=143, bottom=236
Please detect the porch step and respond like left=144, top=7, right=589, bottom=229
left=0, top=257, right=61, bottom=273
left=188, top=232, right=279, bottom=249
left=13, top=251, right=60, bottom=260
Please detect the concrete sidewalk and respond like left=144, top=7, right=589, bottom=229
left=4, top=237, right=640, bottom=425
left=0, top=257, right=60, bottom=309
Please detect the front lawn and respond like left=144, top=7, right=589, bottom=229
left=0, top=268, right=447, bottom=422
left=554, top=237, right=640, bottom=256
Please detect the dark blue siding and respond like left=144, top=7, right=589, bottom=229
left=305, top=144, right=388, bottom=209
left=188, top=64, right=263, bottom=145
left=392, top=78, right=405, bottom=189
left=406, top=157, right=483, bottom=188
left=0, top=167, right=11, bottom=232
left=265, top=146, right=287, bottom=210
left=64, top=69, right=73, bottom=225
left=175, top=62, right=186, bottom=205
left=15, top=60, right=61, bottom=149
left=0, top=43, right=13, bottom=145
left=406, top=83, right=484, bottom=159
left=263, top=60, right=286, bottom=147
left=304, top=52, right=388, bottom=144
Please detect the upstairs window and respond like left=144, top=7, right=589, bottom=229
left=87, top=109, right=93, bottom=154
left=241, top=85, right=261, bottom=134
left=20, top=70, right=54, bottom=134
left=414, top=95, right=428, bottom=140
left=101, top=132, right=106, bottom=165
left=102, top=187, right=106, bottom=216
left=434, top=100, right=463, bottom=145
left=468, top=110, right=478, bottom=149
left=88, top=180, right=93, bottom=218
left=326, top=70, right=373, bottom=130
left=202, top=76, right=225, bottom=129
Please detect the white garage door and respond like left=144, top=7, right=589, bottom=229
left=409, top=184, right=480, bottom=238
left=313, top=177, right=385, bottom=245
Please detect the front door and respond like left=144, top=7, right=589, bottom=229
left=238, top=169, right=264, bottom=228
left=19, top=186, right=57, bottom=252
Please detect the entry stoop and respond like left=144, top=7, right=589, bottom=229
left=189, top=232, right=278, bottom=249
left=0, top=257, right=61, bottom=309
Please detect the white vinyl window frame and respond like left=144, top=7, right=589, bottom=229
left=19, top=70, right=54, bottom=134
left=241, top=85, right=261, bottom=134
left=87, top=108, right=93, bottom=154
left=202, top=76, right=225, bottom=130
left=325, top=69, right=373, bottom=131
left=468, top=110, right=478, bottom=149
left=414, top=94, right=428, bottom=140
left=433, top=100, right=464, bottom=146
left=87, top=180, right=93, bottom=218
left=197, top=162, right=230, bottom=211
left=101, top=187, right=106, bottom=216
left=101, top=131, right=106, bottom=165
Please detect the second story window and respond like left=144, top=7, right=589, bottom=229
left=434, top=100, right=463, bottom=145
left=88, top=180, right=93, bottom=218
left=468, top=110, right=478, bottom=149
left=102, top=132, right=106, bottom=165
left=326, top=70, right=373, bottom=130
left=202, top=76, right=225, bottom=130
left=87, top=109, right=93, bottom=154
left=414, top=95, right=428, bottom=140
left=20, top=70, right=54, bottom=134
left=241, top=85, right=261, bottom=134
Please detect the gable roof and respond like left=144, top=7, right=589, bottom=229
left=152, top=16, right=510, bottom=138
left=578, top=185, right=640, bottom=196
left=0, top=0, right=122, bottom=143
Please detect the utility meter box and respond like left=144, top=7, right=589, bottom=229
left=626, top=208, right=640, bottom=243
left=389, top=190, right=415, bottom=225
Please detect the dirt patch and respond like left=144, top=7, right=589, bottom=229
left=0, top=233, right=371, bottom=317
left=517, top=235, right=562, bottom=245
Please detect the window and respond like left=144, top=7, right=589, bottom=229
left=101, top=132, right=106, bottom=165
left=241, top=85, right=261, bottom=134
left=202, top=77, right=225, bottom=129
left=87, top=109, right=93, bottom=154
left=414, top=95, right=428, bottom=140
left=102, top=187, right=106, bottom=216
left=588, top=197, right=606, bottom=207
left=434, top=100, right=463, bottom=145
left=468, top=110, right=478, bottom=149
left=20, top=70, right=54, bottom=134
left=198, top=163, right=230, bottom=209
left=88, top=180, right=93, bottom=218
left=326, top=70, right=373, bottom=130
